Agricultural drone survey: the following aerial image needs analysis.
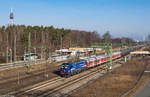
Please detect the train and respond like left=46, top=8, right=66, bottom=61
left=60, top=47, right=139, bottom=77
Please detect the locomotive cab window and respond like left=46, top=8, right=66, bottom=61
left=61, top=63, right=69, bottom=69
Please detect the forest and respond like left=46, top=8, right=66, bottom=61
left=0, top=25, right=135, bottom=62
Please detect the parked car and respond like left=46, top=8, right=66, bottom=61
left=24, top=53, right=38, bottom=61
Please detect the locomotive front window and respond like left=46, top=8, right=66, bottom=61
left=61, top=63, right=69, bottom=69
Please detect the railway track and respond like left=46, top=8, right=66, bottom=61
left=37, top=66, right=106, bottom=97
left=13, top=65, right=107, bottom=97
left=0, top=59, right=46, bottom=71
left=11, top=76, right=64, bottom=96
left=11, top=57, right=125, bottom=97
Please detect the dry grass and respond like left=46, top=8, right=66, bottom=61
left=126, top=59, right=150, bottom=97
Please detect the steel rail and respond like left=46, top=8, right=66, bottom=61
left=38, top=66, right=105, bottom=97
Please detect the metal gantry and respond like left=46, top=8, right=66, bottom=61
left=91, top=43, right=112, bottom=70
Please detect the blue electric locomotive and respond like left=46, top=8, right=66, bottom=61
left=60, top=61, right=87, bottom=77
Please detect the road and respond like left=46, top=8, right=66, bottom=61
left=133, top=79, right=150, bottom=97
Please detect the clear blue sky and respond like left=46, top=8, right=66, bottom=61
left=0, top=0, right=150, bottom=40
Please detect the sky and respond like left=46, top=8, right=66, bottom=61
left=0, top=0, right=150, bottom=41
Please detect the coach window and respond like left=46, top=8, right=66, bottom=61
left=89, top=61, right=92, bottom=64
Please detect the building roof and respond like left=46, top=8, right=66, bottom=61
left=130, top=51, right=150, bottom=55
